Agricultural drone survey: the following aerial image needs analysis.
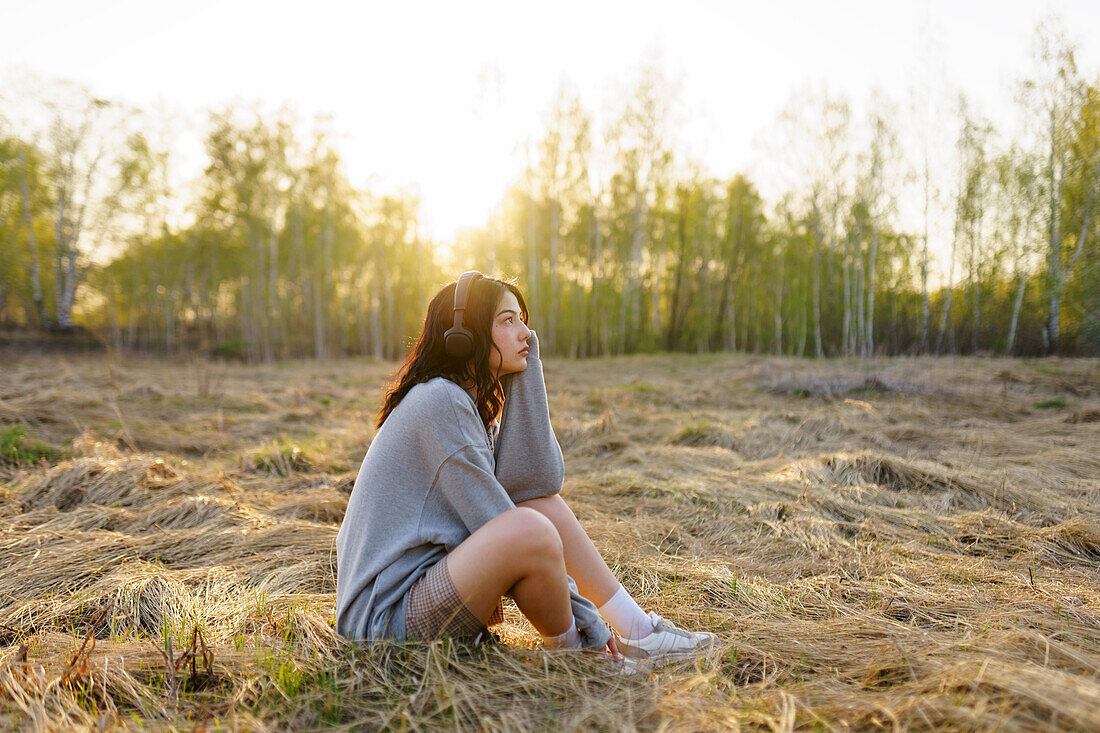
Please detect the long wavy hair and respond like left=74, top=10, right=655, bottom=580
left=377, top=275, right=529, bottom=429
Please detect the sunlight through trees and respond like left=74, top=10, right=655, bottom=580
left=1, top=19, right=1097, bottom=359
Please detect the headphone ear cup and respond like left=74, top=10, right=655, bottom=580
left=444, top=329, right=473, bottom=359
left=447, top=270, right=483, bottom=360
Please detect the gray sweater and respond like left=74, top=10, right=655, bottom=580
left=495, top=331, right=565, bottom=502
left=336, top=333, right=610, bottom=648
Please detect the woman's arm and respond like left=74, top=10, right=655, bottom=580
left=495, top=330, right=565, bottom=502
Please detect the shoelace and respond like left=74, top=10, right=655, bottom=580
left=651, top=615, right=694, bottom=639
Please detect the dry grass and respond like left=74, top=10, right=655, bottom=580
left=0, top=352, right=1097, bottom=731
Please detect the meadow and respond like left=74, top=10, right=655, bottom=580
left=0, top=351, right=1098, bottom=731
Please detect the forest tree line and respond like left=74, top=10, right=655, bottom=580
left=1, top=20, right=1098, bottom=359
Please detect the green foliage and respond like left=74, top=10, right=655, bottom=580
left=211, top=340, right=249, bottom=361
left=1033, top=396, right=1068, bottom=409
left=4, top=33, right=1099, bottom=358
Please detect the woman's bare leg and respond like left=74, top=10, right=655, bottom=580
left=446, top=507, right=573, bottom=636
left=516, top=494, right=620, bottom=606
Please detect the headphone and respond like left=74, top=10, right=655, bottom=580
left=444, top=271, right=483, bottom=359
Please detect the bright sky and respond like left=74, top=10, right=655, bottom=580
left=3, top=0, right=1099, bottom=243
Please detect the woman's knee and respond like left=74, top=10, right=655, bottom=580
left=500, top=507, right=563, bottom=559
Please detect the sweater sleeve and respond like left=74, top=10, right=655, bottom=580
left=495, top=330, right=566, bottom=502
left=431, top=443, right=517, bottom=534
left=568, top=576, right=612, bottom=649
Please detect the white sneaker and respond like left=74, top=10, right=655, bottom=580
left=615, top=612, right=717, bottom=666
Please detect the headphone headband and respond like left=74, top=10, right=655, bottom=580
left=444, top=271, right=483, bottom=359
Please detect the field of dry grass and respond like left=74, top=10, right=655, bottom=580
left=1, top=351, right=1098, bottom=731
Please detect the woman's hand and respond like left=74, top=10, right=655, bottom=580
left=603, top=635, right=622, bottom=660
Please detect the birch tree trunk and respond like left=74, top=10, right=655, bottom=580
left=921, top=154, right=931, bottom=352
left=19, top=147, right=50, bottom=328
left=628, top=189, right=647, bottom=350
left=651, top=223, right=666, bottom=339
left=1045, top=109, right=1065, bottom=354
left=1047, top=158, right=1097, bottom=353
left=865, top=224, right=878, bottom=357
left=727, top=275, right=737, bottom=351
left=935, top=208, right=961, bottom=354
left=796, top=291, right=807, bottom=356
left=316, top=215, right=333, bottom=359
left=774, top=254, right=784, bottom=356
left=54, top=185, right=69, bottom=328
left=59, top=251, right=79, bottom=330
left=666, top=198, right=688, bottom=350
left=1005, top=269, right=1027, bottom=354
left=549, top=199, right=559, bottom=347
left=811, top=212, right=824, bottom=357
left=588, top=205, right=602, bottom=356
left=842, top=240, right=852, bottom=356
left=527, top=193, right=538, bottom=310
left=245, top=223, right=258, bottom=360
left=697, top=203, right=712, bottom=353
left=268, top=210, right=279, bottom=360
left=854, top=218, right=865, bottom=357
left=56, top=117, right=111, bottom=332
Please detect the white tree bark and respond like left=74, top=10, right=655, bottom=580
left=19, top=146, right=50, bottom=328
left=935, top=206, right=960, bottom=354
left=865, top=224, right=878, bottom=357
left=1006, top=269, right=1027, bottom=354
left=921, top=151, right=931, bottom=352
left=549, top=199, right=559, bottom=345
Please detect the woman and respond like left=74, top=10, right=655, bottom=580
left=336, top=272, right=714, bottom=663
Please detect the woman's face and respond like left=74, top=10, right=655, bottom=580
left=488, top=291, right=531, bottom=376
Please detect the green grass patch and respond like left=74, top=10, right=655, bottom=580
left=242, top=434, right=355, bottom=475
left=624, top=381, right=666, bottom=396
left=669, top=418, right=737, bottom=449
left=1033, top=396, right=1068, bottom=409
left=244, top=439, right=316, bottom=476
left=0, top=425, right=60, bottom=465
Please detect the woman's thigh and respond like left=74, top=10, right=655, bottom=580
left=446, top=507, right=563, bottom=622
left=517, top=494, right=619, bottom=606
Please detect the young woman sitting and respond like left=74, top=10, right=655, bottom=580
left=336, top=272, right=715, bottom=664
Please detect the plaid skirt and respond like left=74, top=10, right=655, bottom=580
left=404, top=556, right=505, bottom=641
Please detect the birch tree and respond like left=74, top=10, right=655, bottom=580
left=772, top=89, right=852, bottom=356
left=535, top=84, right=593, bottom=350
left=853, top=93, right=901, bottom=357
left=992, top=147, right=1042, bottom=354
left=17, top=143, right=51, bottom=327
left=36, top=83, right=132, bottom=330
left=1021, top=18, right=1094, bottom=354
left=605, top=63, right=677, bottom=351
left=908, top=22, right=950, bottom=353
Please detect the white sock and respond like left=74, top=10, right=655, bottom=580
left=598, top=585, right=654, bottom=640
left=541, top=620, right=581, bottom=649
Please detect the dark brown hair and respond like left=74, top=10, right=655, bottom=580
left=377, top=275, right=529, bottom=429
